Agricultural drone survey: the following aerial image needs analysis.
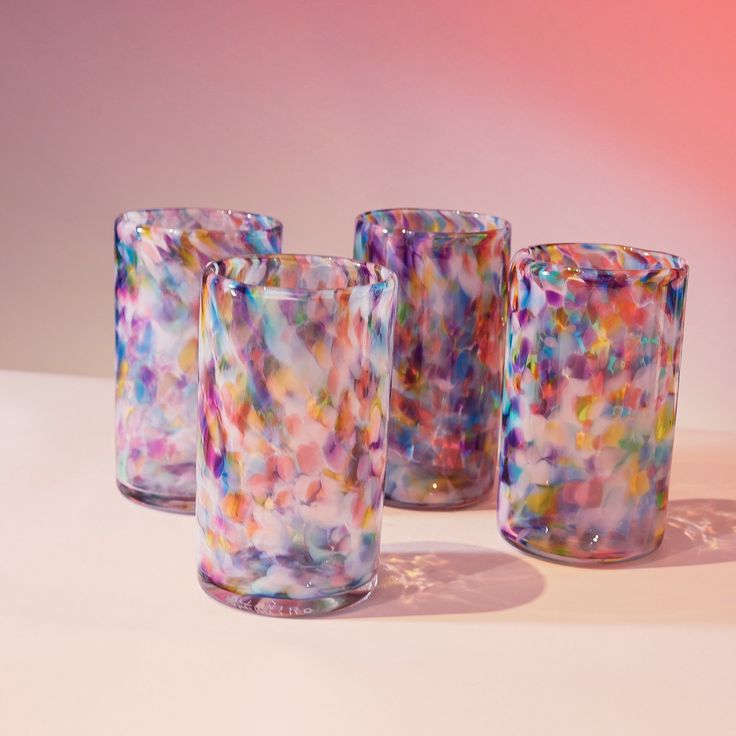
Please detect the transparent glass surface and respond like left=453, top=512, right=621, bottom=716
left=498, top=243, right=688, bottom=562
left=355, top=209, right=510, bottom=509
left=115, top=208, right=282, bottom=513
left=197, top=254, right=397, bottom=615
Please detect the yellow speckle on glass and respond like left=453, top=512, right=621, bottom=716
left=526, top=488, right=555, bottom=514
left=576, top=395, right=595, bottom=422
left=116, top=360, right=128, bottom=397
left=656, top=405, right=674, bottom=441
left=603, top=421, right=625, bottom=446
left=545, top=420, right=566, bottom=445
left=177, top=338, right=198, bottom=372
left=591, top=333, right=610, bottom=355
left=629, top=470, right=650, bottom=496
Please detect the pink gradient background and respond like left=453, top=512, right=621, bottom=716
left=1, top=1, right=733, bottom=430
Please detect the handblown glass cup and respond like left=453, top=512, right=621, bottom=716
left=355, top=209, right=511, bottom=509
left=115, top=208, right=282, bottom=513
left=499, top=243, right=688, bottom=563
left=196, top=254, right=397, bottom=616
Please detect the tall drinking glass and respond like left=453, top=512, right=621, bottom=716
left=115, top=208, right=282, bottom=513
left=355, top=209, right=510, bottom=509
left=499, top=243, right=688, bottom=563
left=197, top=254, right=397, bottom=615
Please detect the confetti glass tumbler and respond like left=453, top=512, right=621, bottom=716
left=355, top=209, right=511, bottom=509
left=115, top=208, right=282, bottom=513
left=197, top=255, right=397, bottom=616
left=499, top=244, right=688, bottom=563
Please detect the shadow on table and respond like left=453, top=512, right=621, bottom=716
left=338, top=542, right=545, bottom=618
left=622, top=497, right=736, bottom=569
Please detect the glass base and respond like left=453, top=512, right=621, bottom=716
left=383, top=456, right=492, bottom=510
left=117, top=480, right=195, bottom=515
left=198, top=570, right=377, bottom=617
left=499, top=525, right=664, bottom=565
left=385, top=493, right=489, bottom=511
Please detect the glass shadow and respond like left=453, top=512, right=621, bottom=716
left=615, top=497, right=736, bottom=568
left=338, top=541, right=545, bottom=618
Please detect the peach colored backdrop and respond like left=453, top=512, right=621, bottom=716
left=1, top=1, right=733, bottom=431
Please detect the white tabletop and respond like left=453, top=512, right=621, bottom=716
left=1, top=369, right=734, bottom=735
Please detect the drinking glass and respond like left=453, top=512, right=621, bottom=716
left=197, top=254, right=397, bottom=615
left=498, top=243, right=688, bottom=563
left=355, top=208, right=510, bottom=509
left=115, top=208, right=282, bottom=513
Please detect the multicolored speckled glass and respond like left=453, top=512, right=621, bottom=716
left=197, top=254, right=397, bottom=616
left=355, top=209, right=510, bottom=509
left=499, top=243, right=688, bottom=563
left=115, top=208, right=282, bottom=513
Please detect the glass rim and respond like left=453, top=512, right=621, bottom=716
left=517, top=242, right=689, bottom=277
left=356, top=208, right=511, bottom=239
left=203, top=253, right=398, bottom=298
left=115, top=207, right=283, bottom=235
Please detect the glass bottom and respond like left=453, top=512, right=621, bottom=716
left=198, top=570, right=377, bottom=617
left=384, top=457, right=492, bottom=510
left=385, top=493, right=489, bottom=511
left=117, top=480, right=195, bottom=515
left=499, top=525, right=664, bottom=565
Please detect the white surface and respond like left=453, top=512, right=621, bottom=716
left=1, top=369, right=735, bottom=735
